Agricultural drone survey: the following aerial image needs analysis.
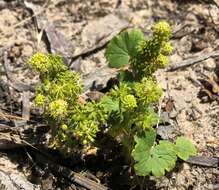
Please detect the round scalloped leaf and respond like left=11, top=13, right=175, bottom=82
left=132, top=128, right=156, bottom=162
left=175, top=137, right=197, bottom=161
left=133, top=140, right=177, bottom=177
left=100, top=96, right=120, bottom=113
left=132, top=128, right=177, bottom=177
left=105, top=29, right=145, bottom=68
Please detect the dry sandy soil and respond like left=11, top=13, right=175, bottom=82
left=0, top=0, right=218, bottom=189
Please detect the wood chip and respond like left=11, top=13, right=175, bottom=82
left=0, top=170, right=39, bottom=190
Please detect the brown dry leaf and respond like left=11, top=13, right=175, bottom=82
left=209, top=75, right=219, bottom=95
left=85, top=147, right=98, bottom=156
left=78, top=96, right=87, bottom=105
left=199, top=74, right=219, bottom=101
left=201, top=88, right=214, bottom=100
left=86, top=91, right=104, bottom=102
left=165, top=98, right=174, bottom=113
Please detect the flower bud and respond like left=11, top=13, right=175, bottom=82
left=48, top=99, right=68, bottom=118
left=161, top=42, right=173, bottom=55
left=122, top=94, right=137, bottom=109
left=28, top=53, right=49, bottom=73
left=153, top=21, right=172, bottom=41
left=34, top=94, right=46, bottom=106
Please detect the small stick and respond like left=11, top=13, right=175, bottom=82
left=167, top=50, right=219, bottom=71
left=0, top=111, right=27, bottom=121
left=49, top=163, right=108, bottom=190
left=22, top=91, right=30, bottom=121
left=69, top=26, right=130, bottom=66
left=186, top=156, right=218, bottom=168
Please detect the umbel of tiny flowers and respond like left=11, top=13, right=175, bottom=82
left=48, top=99, right=68, bottom=119
left=121, top=95, right=137, bottom=109
left=132, top=21, right=173, bottom=80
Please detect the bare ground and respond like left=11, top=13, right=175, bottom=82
left=0, top=0, right=218, bottom=189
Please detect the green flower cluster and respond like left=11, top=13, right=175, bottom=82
left=132, top=21, right=173, bottom=80
left=29, top=53, right=67, bottom=79
left=29, top=54, right=82, bottom=105
left=34, top=93, right=46, bottom=106
left=122, top=95, right=137, bottom=109
left=152, top=21, right=172, bottom=41
left=48, top=99, right=68, bottom=119
left=29, top=53, right=86, bottom=151
left=103, top=78, right=161, bottom=146
left=134, top=78, right=162, bottom=106
left=70, top=102, right=109, bottom=145
left=29, top=53, right=111, bottom=151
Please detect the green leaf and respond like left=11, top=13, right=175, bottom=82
left=100, top=96, right=120, bottom=113
left=175, top=137, right=197, bottom=161
left=132, top=130, right=177, bottom=177
left=105, top=29, right=145, bottom=68
left=132, top=128, right=156, bottom=162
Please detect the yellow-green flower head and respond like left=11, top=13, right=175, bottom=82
left=137, top=40, right=148, bottom=55
left=137, top=39, right=160, bottom=58
left=142, top=111, right=159, bottom=129
left=47, top=54, right=67, bottom=73
left=28, top=52, right=49, bottom=73
left=153, top=21, right=172, bottom=41
left=134, top=78, right=162, bottom=104
left=48, top=99, right=68, bottom=118
left=82, top=139, right=88, bottom=145
left=61, top=133, right=67, bottom=141
left=35, top=94, right=46, bottom=106
left=161, top=42, right=173, bottom=55
left=156, top=54, right=168, bottom=67
left=61, top=124, right=68, bottom=131
left=122, top=94, right=137, bottom=109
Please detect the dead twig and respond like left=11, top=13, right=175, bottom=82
left=22, top=91, right=30, bottom=121
left=0, top=121, right=49, bottom=150
left=23, top=145, right=109, bottom=190
left=172, top=23, right=189, bottom=35
left=171, top=23, right=196, bottom=39
left=24, top=1, right=74, bottom=64
left=40, top=157, right=108, bottom=190
left=0, top=131, right=26, bottom=149
left=186, top=156, right=218, bottom=168
left=167, top=50, right=219, bottom=71
left=207, top=140, right=219, bottom=145
left=69, top=25, right=130, bottom=70
left=0, top=111, right=27, bottom=121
